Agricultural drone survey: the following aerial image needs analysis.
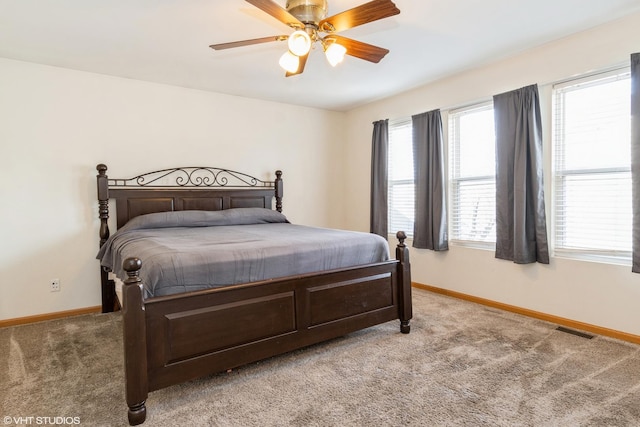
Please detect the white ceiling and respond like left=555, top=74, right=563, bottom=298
left=2, top=0, right=640, bottom=111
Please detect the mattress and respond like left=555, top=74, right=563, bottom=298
left=97, top=208, right=390, bottom=298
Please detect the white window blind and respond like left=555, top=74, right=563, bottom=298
left=388, top=118, right=414, bottom=236
left=448, top=102, right=496, bottom=245
left=553, top=69, right=632, bottom=261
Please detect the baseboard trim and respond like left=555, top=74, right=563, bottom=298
left=413, top=283, right=640, bottom=345
left=0, top=306, right=103, bottom=328
left=3, top=287, right=638, bottom=344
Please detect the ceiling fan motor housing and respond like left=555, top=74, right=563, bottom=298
left=286, top=0, right=328, bottom=25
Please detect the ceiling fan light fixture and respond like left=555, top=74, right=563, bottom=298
left=286, top=0, right=328, bottom=24
left=279, top=51, right=300, bottom=73
left=324, top=42, right=346, bottom=67
left=287, top=30, right=312, bottom=56
left=211, top=0, right=400, bottom=76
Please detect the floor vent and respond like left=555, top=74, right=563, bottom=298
left=556, top=326, right=595, bottom=339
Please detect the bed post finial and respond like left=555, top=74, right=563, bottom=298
left=122, top=257, right=148, bottom=426
left=396, top=231, right=407, bottom=247
left=123, top=257, right=142, bottom=274
left=275, top=170, right=283, bottom=213
left=395, top=231, right=412, bottom=334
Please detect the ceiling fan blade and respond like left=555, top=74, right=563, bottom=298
left=209, top=35, right=287, bottom=50
left=285, top=52, right=309, bottom=77
left=326, top=35, right=389, bottom=63
left=319, top=0, right=400, bottom=33
left=245, top=0, right=304, bottom=29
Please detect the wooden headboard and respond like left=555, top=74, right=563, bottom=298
left=95, top=164, right=283, bottom=312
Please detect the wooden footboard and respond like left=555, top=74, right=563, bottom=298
left=121, top=235, right=412, bottom=425
left=96, top=164, right=412, bottom=425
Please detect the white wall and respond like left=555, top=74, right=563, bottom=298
left=0, top=58, right=345, bottom=320
left=344, top=12, right=640, bottom=336
left=4, top=12, right=640, bottom=337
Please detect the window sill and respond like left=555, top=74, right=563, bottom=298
left=553, top=250, right=631, bottom=267
left=449, top=239, right=496, bottom=251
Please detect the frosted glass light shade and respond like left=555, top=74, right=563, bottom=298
left=287, top=30, right=311, bottom=56
left=325, top=42, right=346, bottom=67
left=279, top=51, right=300, bottom=73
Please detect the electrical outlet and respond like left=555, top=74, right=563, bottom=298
left=50, top=279, right=60, bottom=292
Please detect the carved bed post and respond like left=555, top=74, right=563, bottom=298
left=122, top=258, right=148, bottom=426
left=396, top=231, right=412, bottom=334
left=97, top=164, right=115, bottom=313
left=275, top=170, right=283, bottom=213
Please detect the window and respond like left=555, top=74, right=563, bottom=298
left=388, top=118, right=414, bottom=236
left=448, top=102, right=496, bottom=246
left=553, top=70, right=632, bottom=261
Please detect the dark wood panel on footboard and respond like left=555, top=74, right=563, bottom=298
left=96, top=164, right=412, bottom=425
left=139, top=261, right=399, bottom=392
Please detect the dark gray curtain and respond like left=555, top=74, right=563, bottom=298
left=632, top=53, right=640, bottom=272
left=412, top=110, right=448, bottom=250
left=370, top=119, right=389, bottom=238
left=493, top=84, right=549, bottom=264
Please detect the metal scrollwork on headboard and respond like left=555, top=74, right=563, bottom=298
left=107, top=167, right=273, bottom=189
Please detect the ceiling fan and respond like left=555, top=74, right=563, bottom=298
left=209, top=0, right=400, bottom=76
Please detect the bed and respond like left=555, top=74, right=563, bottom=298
left=95, top=164, right=412, bottom=425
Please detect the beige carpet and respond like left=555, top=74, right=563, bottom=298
left=2, top=289, right=640, bottom=426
